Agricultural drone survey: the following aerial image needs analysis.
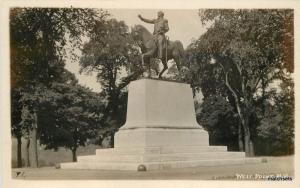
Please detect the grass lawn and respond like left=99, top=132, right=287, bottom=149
left=11, top=138, right=103, bottom=168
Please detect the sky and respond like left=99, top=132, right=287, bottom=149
left=65, top=9, right=207, bottom=93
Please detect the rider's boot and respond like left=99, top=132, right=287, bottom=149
left=158, top=47, right=163, bottom=60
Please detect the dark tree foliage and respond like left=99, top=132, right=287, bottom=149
left=197, top=95, right=240, bottom=151
left=10, top=8, right=107, bottom=167
left=38, top=83, right=104, bottom=162
left=190, top=9, right=294, bottom=156
left=255, top=75, right=294, bottom=155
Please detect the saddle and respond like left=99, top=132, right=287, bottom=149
left=152, top=35, right=169, bottom=49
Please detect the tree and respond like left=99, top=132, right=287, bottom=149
left=256, top=73, right=294, bottom=155
left=189, top=9, right=293, bottom=156
left=79, top=18, right=142, bottom=140
left=38, top=82, right=104, bottom=162
left=10, top=8, right=107, bottom=167
left=197, top=95, right=240, bottom=150
left=11, top=88, right=23, bottom=167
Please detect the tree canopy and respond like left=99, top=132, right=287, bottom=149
left=10, top=8, right=108, bottom=167
left=189, top=9, right=294, bottom=156
left=79, top=18, right=142, bottom=136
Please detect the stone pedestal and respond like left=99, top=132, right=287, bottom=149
left=121, top=79, right=202, bottom=130
left=60, top=79, right=260, bottom=171
left=115, top=79, right=209, bottom=148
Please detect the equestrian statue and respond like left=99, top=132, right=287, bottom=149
left=133, top=11, right=186, bottom=78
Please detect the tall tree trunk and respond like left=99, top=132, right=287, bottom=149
left=25, top=136, right=30, bottom=167
left=244, top=126, right=251, bottom=157
left=261, top=76, right=266, bottom=115
left=71, top=148, right=77, bottom=162
left=219, top=62, right=254, bottom=156
left=30, top=111, right=38, bottom=168
left=234, top=101, right=252, bottom=156
left=249, top=140, right=255, bottom=156
left=243, top=118, right=254, bottom=156
left=238, top=123, right=244, bottom=151
left=110, top=133, right=114, bottom=148
left=16, top=136, right=22, bottom=168
left=243, top=104, right=255, bottom=157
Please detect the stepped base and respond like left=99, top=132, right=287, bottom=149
left=60, top=146, right=261, bottom=171
left=61, top=158, right=261, bottom=171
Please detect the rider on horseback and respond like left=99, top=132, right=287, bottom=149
left=138, top=11, right=169, bottom=60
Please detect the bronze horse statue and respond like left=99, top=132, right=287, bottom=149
left=131, top=25, right=186, bottom=78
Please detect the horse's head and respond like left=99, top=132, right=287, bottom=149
left=131, top=25, right=152, bottom=42
left=131, top=25, right=144, bottom=40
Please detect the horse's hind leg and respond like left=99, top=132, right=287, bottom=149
left=173, top=50, right=182, bottom=71
left=174, top=57, right=182, bottom=73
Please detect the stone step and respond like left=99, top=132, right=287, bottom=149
left=96, top=146, right=227, bottom=155
left=78, top=152, right=245, bottom=163
left=146, top=157, right=261, bottom=170
left=61, top=157, right=261, bottom=171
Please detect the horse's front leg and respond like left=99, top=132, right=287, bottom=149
left=141, top=54, right=145, bottom=67
left=148, top=63, right=151, bottom=78
left=142, top=49, right=155, bottom=78
left=153, top=59, right=160, bottom=76
left=158, top=58, right=168, bottom=79
left=141, top=54, right=151, bottom=77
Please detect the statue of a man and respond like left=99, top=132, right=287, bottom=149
left=138, top=11, right=169, bottom=60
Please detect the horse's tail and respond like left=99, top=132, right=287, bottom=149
left=174, top=41, right=187, bottom=66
